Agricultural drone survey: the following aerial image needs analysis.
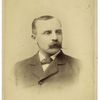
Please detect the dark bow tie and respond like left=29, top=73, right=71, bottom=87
left=41, top=58, right=53, bottom=65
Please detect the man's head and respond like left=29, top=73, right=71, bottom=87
left=32, top=15, right=63, bottom=56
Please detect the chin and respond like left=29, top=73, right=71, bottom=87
left=47, top=48, right=60, bottom=55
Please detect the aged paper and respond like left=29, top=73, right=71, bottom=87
left=3, top=0, right=97, bottom=100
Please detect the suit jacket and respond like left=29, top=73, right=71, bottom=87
left=15, top=51, right=80, bottom=88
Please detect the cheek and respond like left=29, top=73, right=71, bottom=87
left=38, top=36, right=50, bottom=43
left=36, top=36, right=50, bottom=47
left=58, top=36, right=63, bottom=42
left=36, top=35, right=43, bottom=42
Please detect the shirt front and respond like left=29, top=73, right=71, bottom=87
left=39, top=50, right=60, bottom=72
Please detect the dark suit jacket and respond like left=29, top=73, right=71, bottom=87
left=15, top=51, right=80, bottom=88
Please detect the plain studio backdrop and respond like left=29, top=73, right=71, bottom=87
left=3, top=0, right=96, bottom=100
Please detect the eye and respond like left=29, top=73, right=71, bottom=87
left=55, top=29, right=62, bottom=34
left=43, top=30, right=52, bottom=35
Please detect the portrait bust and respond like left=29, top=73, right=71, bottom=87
left=15, top=15, right=80, bottom=88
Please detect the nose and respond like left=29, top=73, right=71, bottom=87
left=51, top=31, right=58, bottom=41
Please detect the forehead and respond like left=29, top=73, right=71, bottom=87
left=35, top=18, right=62, bottom=32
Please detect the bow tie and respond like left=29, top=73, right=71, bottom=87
left=41, top=58, right=53, bottom=64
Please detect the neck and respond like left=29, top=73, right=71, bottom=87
left=39, top=50, right=51, bottom=58
left=39, top=49, right=61, bottom=58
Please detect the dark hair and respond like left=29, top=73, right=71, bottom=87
left=32, top=15, right=54, bottom=34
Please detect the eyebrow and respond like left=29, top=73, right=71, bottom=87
left=43, top=30, right=52, bottom=34
left=43, top=29, right=62, bottom=32
left=55, top=29, right=62, bottom=31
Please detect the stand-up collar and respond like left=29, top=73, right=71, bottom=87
left=38, top=50, right=61, bottom=62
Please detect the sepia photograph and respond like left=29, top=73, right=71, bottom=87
left=15, top=15, right=80, bottom=88
left=3, top=0, right=97, bottom=100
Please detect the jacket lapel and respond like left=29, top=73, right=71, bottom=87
left=29, top=53, right=45, bottom=80
left=43, top=60, right=58, bottom=79
left=28, top=51, right=67, bottom=84
left=39, top=51, right=67, bottom=82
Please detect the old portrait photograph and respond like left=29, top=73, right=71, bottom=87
left=3, top=0, right=96, bottom=100
left=15, top=15, right=80, bottom=88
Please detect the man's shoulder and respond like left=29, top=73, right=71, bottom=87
left=15, top=53, right=39, bottom=69
left=16, top=56, right=33, bottom=66
left=65, top=54, right=79, bottom=64
left=58, top=51, right=80, bottom=64
left=61, top=52, right=80, bottom=72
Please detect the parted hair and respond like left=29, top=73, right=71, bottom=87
left=32, top=15, right=54, bottom=35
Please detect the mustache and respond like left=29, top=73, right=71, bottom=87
left=49, top=42, right=62, bottom=49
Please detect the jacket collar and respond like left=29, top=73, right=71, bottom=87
left=55, top=50, right=67, bottom=65
left=30, top=50, right=67, bottom=66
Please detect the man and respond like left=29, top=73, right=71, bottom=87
left=15, top=15, right=80, bottom=88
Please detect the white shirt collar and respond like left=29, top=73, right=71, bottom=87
left=51, top=50, right=60, bottom=60
left=39, top=50, right=60, bottom=61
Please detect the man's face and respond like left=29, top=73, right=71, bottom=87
left=35, top=18, right=63, bottom=55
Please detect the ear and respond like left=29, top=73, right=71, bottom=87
left=31, top=34, right=36, bottom=39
